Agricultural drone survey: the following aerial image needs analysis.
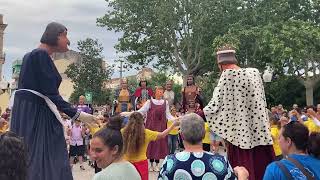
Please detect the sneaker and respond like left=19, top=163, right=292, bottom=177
left=149, top=166, right=154, bottom=172
left=80, top=165, right=85, bottom=170
left=154, top=165, right=160, bottom=172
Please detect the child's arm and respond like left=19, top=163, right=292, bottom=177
left=307, top=108, right=320, bottom=126
left=156, top=119, right=179, bottom=140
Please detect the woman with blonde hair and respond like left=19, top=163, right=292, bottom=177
left=122, top=86, right=176, bottom=172
left=122, top=112, right=179, bottom=180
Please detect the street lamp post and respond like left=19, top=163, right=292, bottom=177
left=262, top=67, right=273, bottom=108
left=263, top=68, right=273, bottom=83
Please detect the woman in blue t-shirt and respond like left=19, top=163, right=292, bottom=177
left=263, top=121, right=320, bottom=180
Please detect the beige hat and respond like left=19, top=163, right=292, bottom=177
left=216, top=45, right=237, bottom=65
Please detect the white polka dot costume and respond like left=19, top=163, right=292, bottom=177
left=204, top=68, right=273, bottom=149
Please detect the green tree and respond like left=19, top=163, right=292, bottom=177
left=196, top=72, right=219, bottom=105
left=65, top=38, right=113, bottom=105
left=97, top=0, right=244, bottom=82
left=212, top=0, right=320, bottom=105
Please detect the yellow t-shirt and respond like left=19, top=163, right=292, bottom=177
left=89, top=125, right=102, bottom=135
left=304, top=118, right=320, bottom=133
left=167, top=120, right=179, bottom=135
left=122, top=128, right=159, bottom=162
left=202, top=123, right=211, bottom=144
left=0, top=123, right=9, bottom=134
left=270, top=125, right=282, bottom=156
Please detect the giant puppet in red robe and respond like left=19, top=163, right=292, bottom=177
left=134, top=77, right=153, bottom=110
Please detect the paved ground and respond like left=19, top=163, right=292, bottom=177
left=72, top=162, right=159, bottom=180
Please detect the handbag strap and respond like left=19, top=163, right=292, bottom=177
left=287, top=157, right=315, bottom=180
left=275, top=161, right=293, bottom=180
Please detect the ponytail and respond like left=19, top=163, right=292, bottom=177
left=122, top=112, right=145, bottom=154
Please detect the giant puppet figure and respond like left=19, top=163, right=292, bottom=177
left=181, top=75, right=203, bottom=112
left=10, top=22, right=96, bottom=180
left=138, top=86, right=174, bottom=170
left=163, top=80, right=175, bottom=107
left=134, top=77, right=153, bottom=110
left=114, top=78, right=133, bottom=114
left=204, top=45, right=275, bottom=180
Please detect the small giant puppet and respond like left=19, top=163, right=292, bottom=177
left=181, top=75, right=203, bottom=112
left=114, top=78, right=133, bottom=114
left=134, top=77, right=153, bottom=110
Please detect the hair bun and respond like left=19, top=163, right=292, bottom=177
left=106, top=116, right=123, bottom=131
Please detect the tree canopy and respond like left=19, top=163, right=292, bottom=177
left=97, top=0, right=244, bottom=77
left=65, top=38, right=113, bottom=105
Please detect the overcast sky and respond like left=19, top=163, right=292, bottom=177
left=0, top=0, right=133, bottom=80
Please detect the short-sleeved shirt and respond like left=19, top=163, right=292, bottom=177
left=304, top=118, right=320, bottom=133
left=93, top=161, right=141, bottom=180
left=270, top=125, right=282, bottom=156
left=202, top=123, right=212, bottom=144
left=263, top=154, right=320, bottom=180
left=70, top=125, right=83, bottom=146
left=158, top=151, right=236, bottom=180
left=89, top=125, right=102, bottom=136
left=122, top=128, right=159, bottom=162
left=167, top=120, right=179, bottom=135
left=77, top=104, right=91, bottom=114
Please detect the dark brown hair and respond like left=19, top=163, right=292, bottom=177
left=282, top=121, right=309, bottom=151
left=282, top=121, right=320, bottom=159
left=308, top=132, right=320, bottom=159
left=122, top=112, right=145, bottom=154
left=94, top=116, right=123, bottom=156
left=0, top=131, right=28, bottom=180
left=139, top=80, right=148, bottom=87
left=40, top=22, right=67, bottom=46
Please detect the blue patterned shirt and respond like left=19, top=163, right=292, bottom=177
left=158, top=151, right=236, bottom=180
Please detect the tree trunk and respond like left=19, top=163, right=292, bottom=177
left=183, top=75, right=188, bottom=87
left=305, top=85, right=314, bottom=106
left=303, top=78, right=317, bottom=106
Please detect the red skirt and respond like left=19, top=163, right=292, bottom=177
left=132, top=159, right=148, bottom=180
left=227, top=144, right=275, bottom=180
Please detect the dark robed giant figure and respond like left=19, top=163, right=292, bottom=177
left=10, top=22, right=95, bottom=180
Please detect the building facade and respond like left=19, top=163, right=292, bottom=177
left=0, top=14, right=8, bottom=111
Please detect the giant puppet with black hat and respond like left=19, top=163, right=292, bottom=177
left=204, top=45, right=275, bottom=180
left=10, top=22, right=96, bottom=180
